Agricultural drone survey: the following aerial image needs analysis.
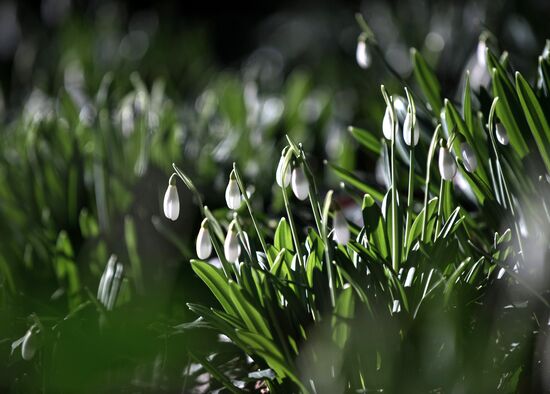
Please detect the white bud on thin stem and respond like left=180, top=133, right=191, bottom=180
left=496, top=123, right=509, bottom=145
left=403, top=111, right=419, bottom=146
left=291, top=165, right=309, bottom=200
left=163, top=174, right=179, bottom=221
left=460, top=142, right=478, bottom=172
left=224, top=220, right=241, bottom=263
left=21, top=329, right=37, bottom=361
left=382, top=106, right=393, bottom=140
left=438, top=146, right=457, bottom=181
left=356, top=37, right=371, bottom=69
left=333, top=209, right=350, bottom=245
left=225, top=171, right=242, bottom=210
left=196, top=219, right=212, bottom=260
left=276, top=153, right=291, bottom=188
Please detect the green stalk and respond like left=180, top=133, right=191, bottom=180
left=390, top=128, right=399, bottom=271
left=232, top=215, right=259, bottom=269
left=404, top=148, right=415, bottom=257
left=381, top=86, right=399, bottom=271
left=403, top=87, right=416, bottom=258
left=322, top=190, right=336, bottom=307
left=421, top=125, right=441, bottom=242
left=232, top=164, right=273, bottom=266
left=434, top=178, right=444, bottom=241
left=172, top=163, right=205, bottom=216
left=486, top=98, right=525, bottom=261
left=280, top=149, right=305, bottom=270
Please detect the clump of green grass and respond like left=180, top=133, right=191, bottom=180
left=170, top=17, right=550, bottom=393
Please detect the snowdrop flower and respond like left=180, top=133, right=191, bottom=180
left=403, top=111, right=419, bottom=146
left=382, top=106, right=393, bottom=140
left=21, top=328, right=37, bottom=361
left=476, top=38, right=487, bottom=67
left=196, top=218, right=212, bottom=260
left=333, top=208, right=350, bottom=245
left=275, top=152, right=291, bottom=188
left=496, top=123, right=509, bottom=145
left=460, top=142, right=478, bottom=172
left=356, top=34, right=371, bottom=69
left=163, top=174, right=179, bottom=221
left=438, top=146, right=457, bottom=181
left=225, top=171, right=242, bottom=210
left=291, top=165, right=309, bottom=200
left=224, top=220, right=241, bottom=263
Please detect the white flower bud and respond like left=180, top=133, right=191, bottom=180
left=496, top=123, right=509, bottom=145
left=460, top=142, right=478, bottom=172
left=438, top=147, right=457, bottom=181
left=476, top=38, right=487, bottom=67
left=121, top=104, right=134, bottom=136
left=224, top=221, right=241, bottom=263
left=225, top=172, right=242, bottom=210
left=276, top=154, right=291, bottom=188
left=356, top=38, right=371, bottom=69
left=333, top=209, right=350, bottom=245
left=196, top=219, right=212, bottom=260
left=291, top=166, right=309, bottom=200
left=163, top=180, right=179, bottom=221
left=382, top=107, right=393, bottom=140
left=21, top=329, right=37, bottom=361
left=403, top=112, right=419, bottom=146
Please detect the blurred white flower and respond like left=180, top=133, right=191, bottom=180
left=163, top=178, right=179, bottom=221
left=291, top=165, right=309, bottom=200
left=356, top=37, right=371, bottom=69
left=476, top=38, right=487, bottom=67
left=224, top=220, right=241, bottom=263
left=439, top=147, right=457, bottom=181
left=276, top=153, right=291, bottom=188
left=225, top=171, right=242, bottom=210
left=496, top=123, right=509, bottom=145
left=21, top=329, right=37, bottom=361
left=333, top=209, right=350, bottom=245
left=460, top=142, right=478, bottom=172
left=403, top=111, right=419, bottom=146
left=196, top=219, right=212, bottom=260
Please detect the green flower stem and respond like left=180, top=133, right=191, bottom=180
left=172, top=163, right=205, bottom=217
left=285, top=136, right=323, bottom=234
left=434, top=178, right=445, bottom=241
left=404, top=148, right=415, bottom=257
left=232, top=164, right=273, bottom=266
left=421, top=125, right=441, bottom=242
left=381, top=86, right=399, bottom=271
left=233, top=215, right=260, bottom=269
left=486, top=98, right=525, bottom=261
left=280, top=149, right=306, bottom=270
left=321, top=190, right=336, bottom=307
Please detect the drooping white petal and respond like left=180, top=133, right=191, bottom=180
left=276, top=154, right=291, bottom=188
left=196, top=224, right=212, bottom=260
left=163, top=184, right=180, bottom=221
left=382, top=107, right=393, bottom=140
left=21, top=329, right=37, bottom=361
left=403, top=112, right=420, bottom=146
left=224, top=223, right=241, bottom=263
left=291, top=166, right=309, bottom=200
left=438, top=147, right=457, bottom=181
left=460, top=142, right=478, bottom=172
left=476, top=39, right=487, bottom=67
left=496, top=123, right=509, bottom=145
left=356, top=40, right=371, bottom=69
left=333, top=210, right=350, bottom=245
left=225, top=179, right=241, bottom=210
